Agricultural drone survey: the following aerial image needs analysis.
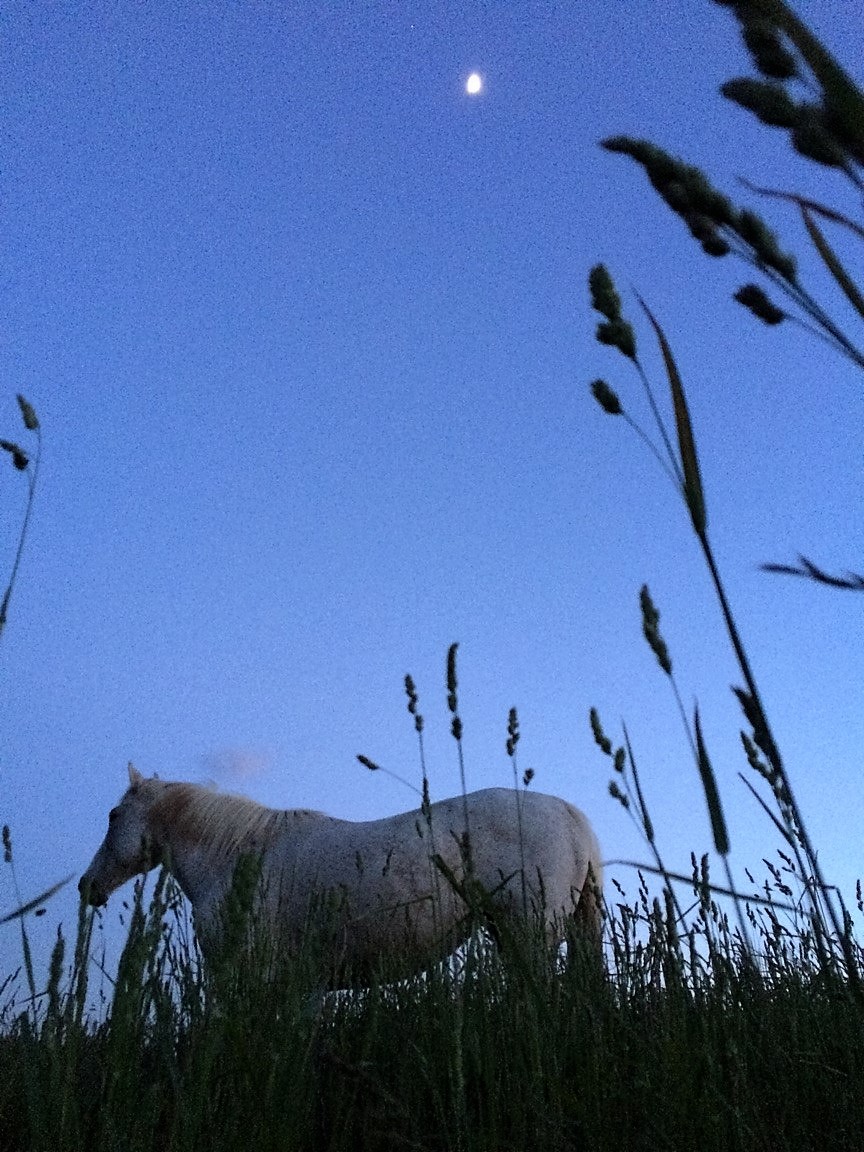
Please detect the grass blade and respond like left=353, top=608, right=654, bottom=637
left=637, top=296, right=707, bottom=534
left=694, top=707, right=729, bottom=857
left=739, top=181, right=864, bottom=242
left=801, top=206, right=864, bottom=321
left=0, top=874, right=73, bottom=925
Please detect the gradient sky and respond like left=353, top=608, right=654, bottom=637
left=2, top=0, right=862, bottom=992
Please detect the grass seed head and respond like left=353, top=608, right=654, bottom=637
left=48, top=925, right=65, bottom=1005
left=589, top=707, right=612, bottom=756
left=595, top=319, right=636, bottom=359
left=0, top=440, right=29, bottom=471
left=404, top=674, right=424, bottom=733
left=739, top=16, right=799, bottom=80
left=685, top=214, right=732, bottom=257
left=640, top=585, right=672, bottom=676
left=603, top=137, right=736, bottom=230
left=736, top=209, right=798, bottom=282
left=608, top=780, right=629, bottom=808
left=734, top=283, right=785, bottom=324
left=701, top=232, right=732, bottom=257
left=589, top=264, right=636, bottom=359
left=678, top=165, right=736, bottom=227
left=740, top=730, right=773, bottom=783
left=721, top=78, right=800, bottom=127
left=588, top=264, right=622, bottom=321
left=732, top=687, right=773, bottom=761
left=16, top=394, right=39, bottom=431
left=591, top=379, right=623, bottom=415
left=792, top=106, right=848, bottom=169
left=695, top=705, right=730, bottom=857
left=446, top=643, right=459, bottom=714
left=404, top=674, right=418, bottom=713
left=506, top=707, right=520, bottom=757
left=589, top=263, right=635, bottom=357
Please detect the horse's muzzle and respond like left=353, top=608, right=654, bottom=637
left=78, top=875, right=106, bottom=907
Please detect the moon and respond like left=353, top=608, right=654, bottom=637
left=466, top=72, right=482, bottom=95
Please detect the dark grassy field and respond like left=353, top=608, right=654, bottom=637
left=0, top=865, right=861, bottom=1152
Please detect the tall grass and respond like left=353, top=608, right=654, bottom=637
left=587, top=0, right=864, bottom=985
left=0, top=845, right=862, bottom=1152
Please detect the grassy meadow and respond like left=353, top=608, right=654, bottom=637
left=0, top=858, right=861, bottom=1152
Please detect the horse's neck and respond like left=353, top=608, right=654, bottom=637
left=154, top=788, right=335, bottom=924
left=163, top=836, right=219, bottom=911
left=155, top=788, right=273, bottom=913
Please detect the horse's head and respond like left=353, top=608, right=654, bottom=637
left=79, top=762, right=164, bottom=906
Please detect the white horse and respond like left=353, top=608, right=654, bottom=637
left=79, top=763, right=602, bottom=982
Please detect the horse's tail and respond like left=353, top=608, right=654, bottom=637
left=563, top=802, right=604, bottom=950
left=575, top=859, right=604, bottom=946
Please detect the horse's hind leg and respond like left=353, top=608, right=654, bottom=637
left=575, top=864, right=603, bottom=947
left=563, top=866, right=606, bottom=981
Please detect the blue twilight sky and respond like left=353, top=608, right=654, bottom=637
left=1, top=1, right=862, bottom=987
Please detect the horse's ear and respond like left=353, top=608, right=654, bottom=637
left=128, top=762, right=144, bottom=788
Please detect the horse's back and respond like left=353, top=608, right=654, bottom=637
left=291, top=786, right=600, bottom=900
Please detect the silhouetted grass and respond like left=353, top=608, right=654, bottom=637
left=0, top=868, right=862, bottom=1152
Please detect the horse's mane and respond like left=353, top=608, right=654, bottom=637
left=150, top=782, right=326, bottom=861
